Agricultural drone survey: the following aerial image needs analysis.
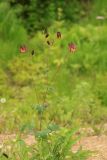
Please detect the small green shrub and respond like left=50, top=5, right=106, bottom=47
left=0, top=128, right=90, bottom=160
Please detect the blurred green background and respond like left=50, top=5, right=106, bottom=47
left=0, top=0, right=107, bottom=133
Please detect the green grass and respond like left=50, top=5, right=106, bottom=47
left=0, top=22, right=107, bottom=132
left=0, top=2, right=27, bottom=62
left=0, top=1, right=107, bottom=159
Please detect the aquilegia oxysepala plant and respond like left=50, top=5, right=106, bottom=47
left=19, top=30, right=77, bottom=110
left=19, top=30, right=77, bottom=131
left=1, top=29, right=90, bottom=160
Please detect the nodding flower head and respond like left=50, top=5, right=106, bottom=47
left=31, top=50, right=35, bottom=56
left=68, top=43, right=76, bottom=53
left=47, top=40, right=54, bottom=46
left=45, top=33, right=49, bottom=38
left=20, top=45, right=27, bottom=53
left=47, top=40, right=51, bottom=45
left=57, top=32, right=61, bottom=38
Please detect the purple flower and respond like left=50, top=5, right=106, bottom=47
left=68, top=43, right=76, bottom=53
left=20, top=45, right=27, bottom=53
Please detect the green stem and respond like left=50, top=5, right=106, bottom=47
left=43, top=52, right=69, bottom=104
left=39, top=113, right=42, bottom=130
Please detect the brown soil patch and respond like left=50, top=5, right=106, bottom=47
left=73, top=135, right=107, bottom=160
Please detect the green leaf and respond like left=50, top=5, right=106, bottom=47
left=47, top=123, right=60, bottom=132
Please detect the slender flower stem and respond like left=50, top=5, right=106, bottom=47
left=39, top=114, right=42, bottom=130
left=30, top=55, right=40, bottom=105
left=30, top=55, right=41, bottom=130
left=43, top=52, right=69, bottom=104
left=52, top=53, right=69, bottom=82
left=41, top=49, right=50, bottom=104
left=34, top=85, right=40, bottom=104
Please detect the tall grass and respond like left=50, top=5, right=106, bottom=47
left=0, top=2, right=27, bottom=62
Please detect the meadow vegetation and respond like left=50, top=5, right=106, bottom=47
left=0, top=0, right=107, bottom=159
